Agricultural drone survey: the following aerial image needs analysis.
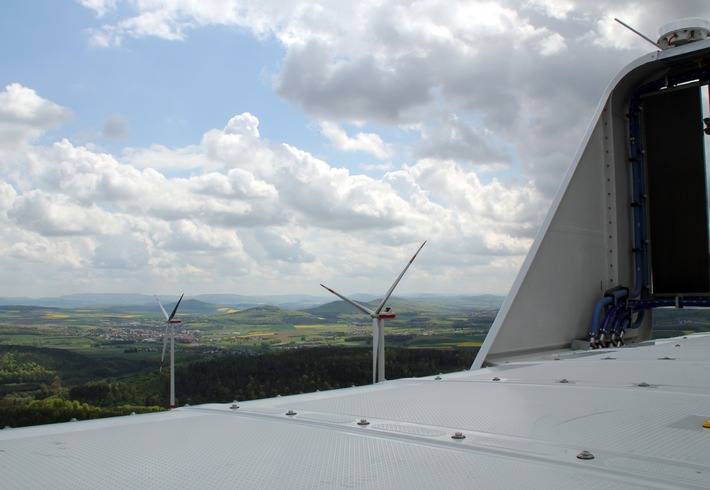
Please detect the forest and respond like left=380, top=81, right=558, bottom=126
left=0, top=344, right=476, bottom=428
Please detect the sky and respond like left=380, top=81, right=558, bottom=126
left=0, top=1, right=708, bottom=299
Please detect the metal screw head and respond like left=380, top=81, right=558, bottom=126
left=435, top=376, right=442, bottom=380
left=286, top=410, right=297, bottom=416
left=230, top=403, right=239, bottom=410
left=451, top=432, right=466, bottom=440
left=357, top=419, right=370, bottom=426
left=638, top=382, right=650, bottom=387
left=577, top=450, right=595, bottom=460
left=492, top=377, right=501, bottom=381
left=558, top=378, right=569, bottom=383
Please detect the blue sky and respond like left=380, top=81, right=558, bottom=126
left=1, top=2, right=303, bottom=153
left=0, top=1, right=708, bottom=298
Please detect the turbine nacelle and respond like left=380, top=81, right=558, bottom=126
left=378, top=307, right=395, bottom=319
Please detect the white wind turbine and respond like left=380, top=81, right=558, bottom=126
left=321, top=241, right=426, bottom=384
left=155, top=293, right=184, bottom=409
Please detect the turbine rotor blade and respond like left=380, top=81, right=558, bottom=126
left=168, top=293, right=185, bottom=322
left=374, top=241, right=426, bottom=315
left=320, top=284, right=376, bottom=317
left=154, top=295, right=169, bottom=321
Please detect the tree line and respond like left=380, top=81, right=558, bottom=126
left=71, top=347, right=476, bottom=407
left=1, top=345, right=476, bottom=428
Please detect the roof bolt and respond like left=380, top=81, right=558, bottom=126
left=451, top=432, right=466, bottom=440
left=492, top=377, right=501, bottom=381
left=435, top=376, right=442, bottom=380
left=286, top=410, right=297, bottom=416
left=638, top=382, right=650, bottom=387
left=357, top=419, right=370, bottom=426
left=577, top=450, right=595, bottom=460
left=230, top=403, right=239, bottom=410
left=558, top=378, right=569, bottom=383
left=675, top=344, right=681, bottom=347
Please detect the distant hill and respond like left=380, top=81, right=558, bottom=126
left=0, top=293, right=333, bottom=310
left=305, top=295, right=503, bottom=320
left=0, top=292, right=505, bottom=315
left=194, top=294, right=329, bottom=310
left=211, top=305, right=325, bottom=328
left=102, top=299, right=222, bottom=316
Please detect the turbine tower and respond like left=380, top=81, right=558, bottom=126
left=155, top=293, right=184, bottom=409
left=321, top=241, right=426, bottom=384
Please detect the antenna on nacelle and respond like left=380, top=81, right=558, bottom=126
left=656, top=19, right=710, bottom=48
left=614, top=18, right=662, bottom=50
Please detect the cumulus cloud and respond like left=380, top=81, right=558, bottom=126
left=0, top=83, right=72, bottom=149
left=255, top=228, right=316, bottom=263
left=319, top=121, right=393, bottom=160
left=414, top=114, right=512, bottom=169
left=0, top=104, right=543, bottom=295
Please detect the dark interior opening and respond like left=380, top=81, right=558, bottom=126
left=643, top=85, right=710, bottom=295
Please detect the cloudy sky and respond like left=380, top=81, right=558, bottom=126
left=0, top=1, right=707, bottom=298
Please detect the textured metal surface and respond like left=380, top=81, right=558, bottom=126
left=2, top=333, right=710, bottom=488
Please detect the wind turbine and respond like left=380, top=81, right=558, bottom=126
left=155, top=293, right=184, bottom=409
left=321, top=241, right=426, bottom=384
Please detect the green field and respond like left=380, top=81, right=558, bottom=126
left=0, top=299, right=496, bottom=354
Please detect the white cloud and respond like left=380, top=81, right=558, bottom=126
left=77, top=0, right=119, bottom=18
left=319, top=121, right=392, bottom=160
left=0, top=83, right=72, bottom=149
left=0, top=101, right=543, bottom=295
left=121, top=144, right=211, bottom=171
